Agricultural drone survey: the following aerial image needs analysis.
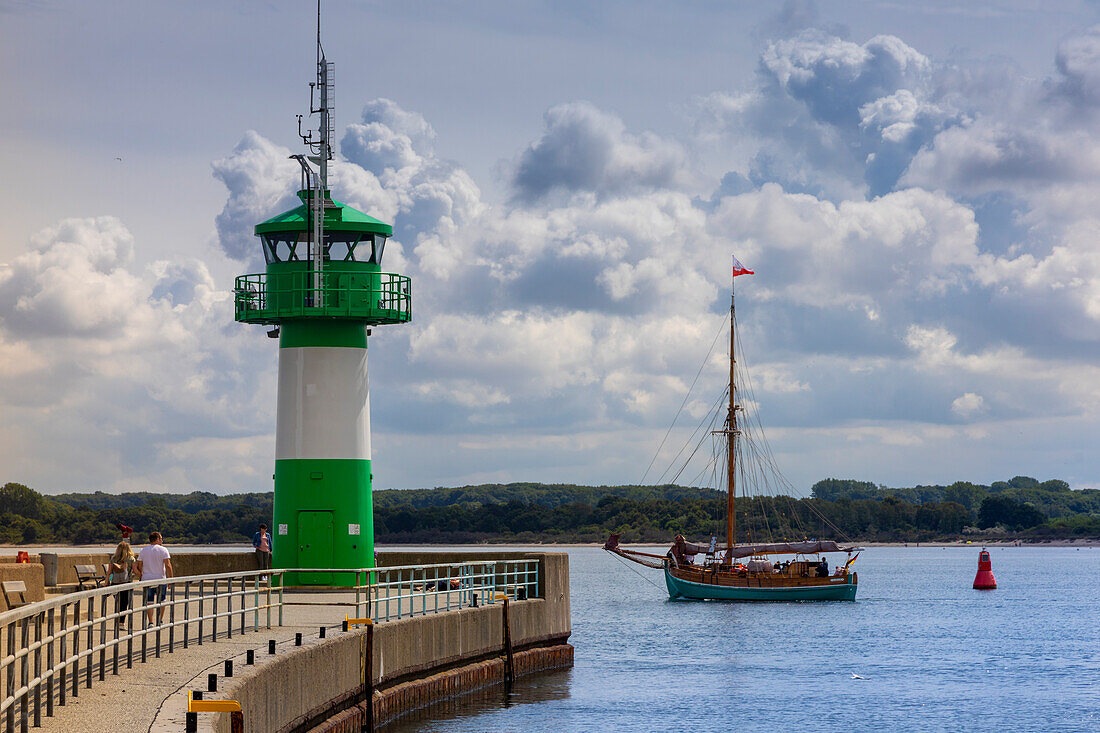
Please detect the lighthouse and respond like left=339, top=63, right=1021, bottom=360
left=234, top=6, right=410, bottom=585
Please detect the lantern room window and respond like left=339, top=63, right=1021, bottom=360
left=262, top=232, right=387, bottom=263
left=368, top=234, right=387, bottom=264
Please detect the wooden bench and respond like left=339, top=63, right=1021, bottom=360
left=74, top=564, right=106, bottom=590
left=2, top=580, right=29, bottom=609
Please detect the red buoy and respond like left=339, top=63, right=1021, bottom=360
left=973, top=549, right=997, bottom=590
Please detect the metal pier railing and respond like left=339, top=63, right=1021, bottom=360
left=0, top=558, right=540, bottom=733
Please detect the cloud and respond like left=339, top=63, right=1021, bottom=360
left=760, top=32, right=930, bottom=127
left=10, top=22, right=1100, bottom=493
left=509, top=102, right=689, bottom=203
left=0, top=217, right=140, bottom=337
left=756, top=0, right=848, bottom=43
left=1052, top=24, right=1100, bottom=109
left=341, top=98, right=435, bottom=174
left=0, top=216, right=275, bottom=492
left=699, top=30, right=961, bottom=198
left=951, top=392, right=986, bottom=418
left=211, top=132, right=300, bottom=266
left=903, top=122, right=1100, bottom=191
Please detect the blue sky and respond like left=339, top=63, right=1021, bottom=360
left=2, top=0, right=1099, bottom=494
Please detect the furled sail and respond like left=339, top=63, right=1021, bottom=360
left=725, top=540, right=856, bottom=559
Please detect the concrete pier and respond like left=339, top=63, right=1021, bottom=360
left=12, top=551, right=570, bottom=732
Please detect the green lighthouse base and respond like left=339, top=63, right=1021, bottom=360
left=272, top=458, right=375, bottom=586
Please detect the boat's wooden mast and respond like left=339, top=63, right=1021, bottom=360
left=726, top=275, right=737, bottom=559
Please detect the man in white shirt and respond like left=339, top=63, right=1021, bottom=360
left=136, top=531, right=173, bottom=625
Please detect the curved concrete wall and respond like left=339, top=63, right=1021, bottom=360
left=215, top=552, right=571, bottom=733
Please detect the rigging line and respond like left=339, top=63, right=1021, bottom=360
left=685, top=447, right=720, bottom=485
left=667, top=421, right=719, bottom=487
left=609, top=551, right=665, bottom=590
left=651, top=385, right=730, bottom=482
left=663, top=396, right=726, bottom=487
left=684, top=448, right=721, bottom=489
left=711, top=439, right=721, bottom=538
left=729, top=317, right=853, bottom=543
left=651, top=386, right=728, bottom=487
left=639, top=312, right=729, bottom=485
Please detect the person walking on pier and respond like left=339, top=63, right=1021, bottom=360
left=253, top=523, right=273, bottom=579
left=108, top=541, right=137, bottom=628
left=136, top=532, right=173, bottom=625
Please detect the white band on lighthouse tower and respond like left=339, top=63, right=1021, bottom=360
left=275, top=347, right=372, bottom=461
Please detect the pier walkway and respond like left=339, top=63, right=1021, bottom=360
left=2, top=557, right=547, bottom=733
left=35, top=592, right=342, bottom=733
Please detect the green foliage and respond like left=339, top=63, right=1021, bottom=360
left=372, top=483, right=721, bottom=509
left=943, top=482, right=986, bottom=512
left=3, top=483, right=271, bottom=544
left=810, top=479, right=880, bottom=501
left=2, top=476, right=1098, bottom=545
left=0, top=483, right=57, bottom=521
left=977, top=496, right=1046, bottom=530
left=810, top=475, right=1100, bottom=522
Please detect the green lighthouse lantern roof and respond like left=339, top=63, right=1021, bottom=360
left=254, top=190, right=393, bottom=237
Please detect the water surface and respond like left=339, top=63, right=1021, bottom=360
left=384, top=546, right=1100, bottom=732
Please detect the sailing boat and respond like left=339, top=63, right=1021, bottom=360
left=605, top=257, right=861, bottom=601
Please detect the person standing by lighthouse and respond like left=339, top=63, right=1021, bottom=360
left=233, top=3, right=411, bottom=585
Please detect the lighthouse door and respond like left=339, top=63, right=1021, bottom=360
left=297, top=510, right=334, bottom=584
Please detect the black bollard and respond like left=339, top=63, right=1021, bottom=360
left=268, top=639, right=276, bottom=655
left=246, top=649, right=255, bottom=665
left=224, top=659, right=233, bottom=678
left=207, top=673, right=217, bottom=692
left=295, top=632, right=302, bottom=646
left=319, top=626, right=326, bottom=638
left=192, top=690, right=203, bottom=701
left=471, top=592, right=478, bottom=608
left=185, top=711, right=198, bottom=732
left=342, top=619, right=348, bottom=632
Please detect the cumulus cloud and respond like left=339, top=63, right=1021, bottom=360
left=760, top=32, right=930, bottom=127
left=1052, top=25, right=1100, bottom=109
left=903, top=123, right=1100, bottom=191
left=510, top=102, right=689, bottom=203
left=211, top=132, right=300, bottom=265
left=341, top=98, right=436, bottom=172
left=699, top=29, right=957, bottom=198
left=0, top=218, right=140, bottom=337
left=0, top=216, right=274, bottom=492
left=9, top=21, right=1100, bottom=493
left=951, top=392, right=986, bottom=418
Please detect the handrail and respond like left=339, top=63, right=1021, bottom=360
left=0, top=570, right=268, bottom=628
left=234, top=270, right=411, bottom=324
left=0, top=558, right=540, bottom=733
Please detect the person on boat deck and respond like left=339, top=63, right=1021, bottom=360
left=817, top=558, right=829, bottom=577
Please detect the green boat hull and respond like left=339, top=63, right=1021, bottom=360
left=665, top=568, right=857, bottom=601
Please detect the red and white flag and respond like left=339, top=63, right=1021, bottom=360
left=732, top=255, right=755, bottom=278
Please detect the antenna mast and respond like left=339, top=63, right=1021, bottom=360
left=727, top=277, right=738, bottom=558
left=316, top=0, right=334, bottom=190
left=714, top=268, right=740, bottom=564
left=293, top=0, right=335, bottom=309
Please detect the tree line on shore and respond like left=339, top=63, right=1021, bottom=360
left=0, top=475, right=1096, bottom=546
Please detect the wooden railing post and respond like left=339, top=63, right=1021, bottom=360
left=502, top=597, right=515, bottom=687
